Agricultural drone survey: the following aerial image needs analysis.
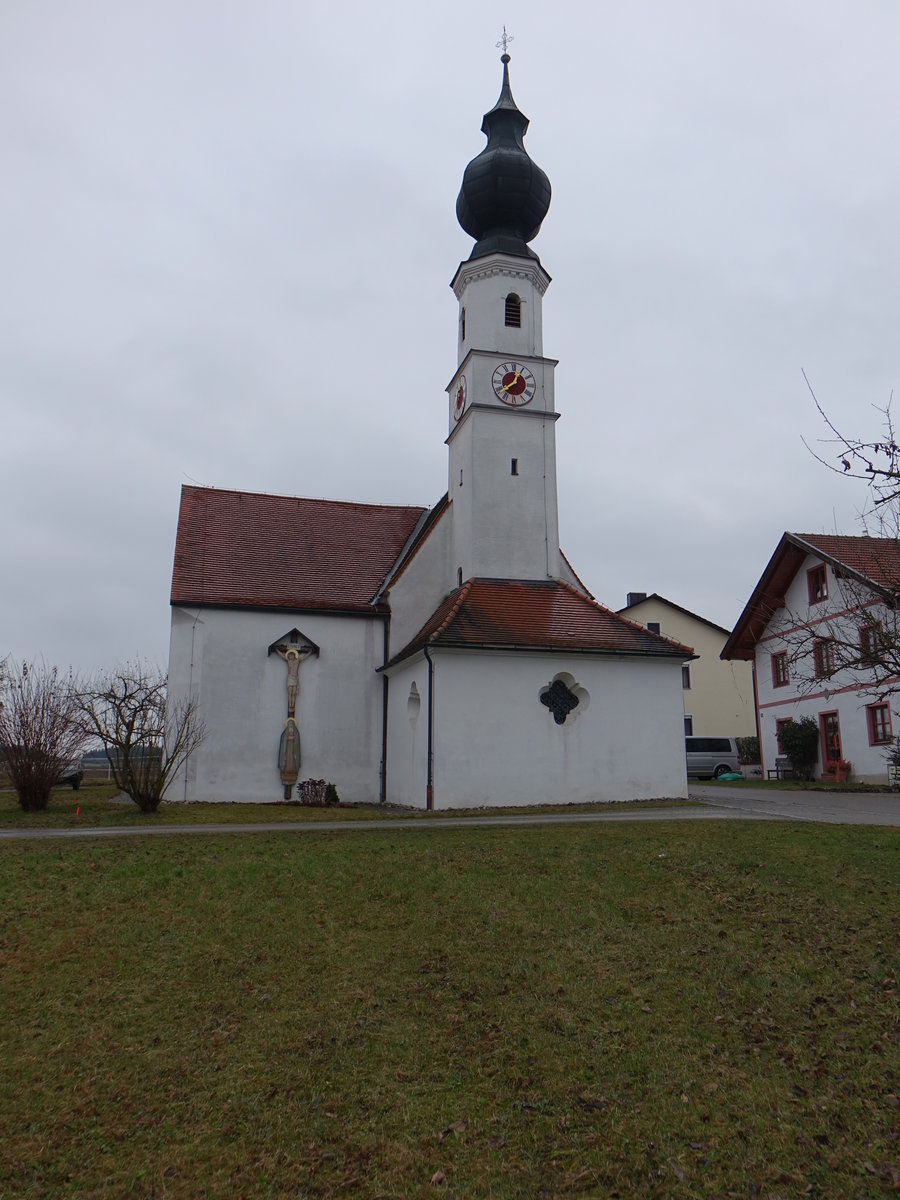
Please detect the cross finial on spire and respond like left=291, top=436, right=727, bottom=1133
left=496, top=25, right=513, bottom=58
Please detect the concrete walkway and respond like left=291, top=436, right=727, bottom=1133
left=0, top=785, right=897, bottom=840
left=689, top=782, right=900, bottom=826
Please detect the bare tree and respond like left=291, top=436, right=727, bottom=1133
left=0, top=661, right=86, bottom=811
left=802, top=371, right=900, bottom=509
left=77, top=663, right=205, bottom=812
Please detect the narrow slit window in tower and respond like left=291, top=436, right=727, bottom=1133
left=457, top=567, right=463, bottom=587
left=460, top=307, right=466, bottom=341
left=504, top=293, right=521, bottom=327
left=511, top=458, right=518, bottom=476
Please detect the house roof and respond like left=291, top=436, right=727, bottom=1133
left=616, top=592, right=731, bottom=637
left=722, top=532, right=900, bottom=660
left=385, top=578, right=695, bottom=668
left=171, top=485, right=427, bottom=613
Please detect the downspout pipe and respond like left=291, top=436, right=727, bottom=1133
left=423, top=645, right=435, bottom=811
left=380, top=616, right=390, bottom=803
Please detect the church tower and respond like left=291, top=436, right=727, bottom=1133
left=446, top=51, right=561, bottom=586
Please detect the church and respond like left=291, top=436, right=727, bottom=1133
left=167, top=52, right=692, bottom=808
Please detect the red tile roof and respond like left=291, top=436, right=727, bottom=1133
left=171, top=485, right=427, bottom=612
left=795, top=533, right=900, bottom=587
left=387, top=578, right=694, bottom=666
left=723, top=532, right=900, bottom=660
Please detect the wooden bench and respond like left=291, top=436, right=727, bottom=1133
left=767, top=758, right=794, bottom=780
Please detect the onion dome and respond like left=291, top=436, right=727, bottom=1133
left=456, top=53, right=551, bottom=261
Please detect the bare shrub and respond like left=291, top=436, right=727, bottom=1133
left=0, top=661, right=85, bottom=811
left=77, top=663, right=205, bottom=812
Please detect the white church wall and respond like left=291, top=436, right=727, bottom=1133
left=385, top=508, right=453, bottom=655
left=429, top=650, right=688, bottom=808
left=453, top=254, right=549, bottom=362
left=449, top=407, right=561, bottom=582
left=383, top=657, right=430, bottom=808
left=167, top=606, right=384, bottom=803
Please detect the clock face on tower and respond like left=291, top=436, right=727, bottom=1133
left=453, top=375, right=467, bottom=421
left=492, top=361, right=536, bottom=406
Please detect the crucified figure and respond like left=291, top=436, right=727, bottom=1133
left=272, top=643, right=315, bottom=717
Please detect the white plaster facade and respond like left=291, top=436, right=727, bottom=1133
left=725, top=534, right=900, bottom=784
left=168, top=606, right=386, bottom=803
left=753, top=554, right=897, bottom=783
left=384, top=650, right=688, bottom=809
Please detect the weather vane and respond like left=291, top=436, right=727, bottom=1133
left=496, top=25, right=514, bottom=56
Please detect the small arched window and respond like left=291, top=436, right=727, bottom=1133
left=504, top=293, right=521, bottom=327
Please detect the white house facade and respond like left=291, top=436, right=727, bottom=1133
left=167, top=52, right=692, bottom=807
left=723, top=532, right=900, bottom=783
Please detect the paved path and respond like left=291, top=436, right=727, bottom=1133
left=690, top=782, right=900, bottom=826
left=0, top=786, right=896, bottom=840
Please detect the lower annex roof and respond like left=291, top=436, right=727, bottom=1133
left=385, top=578, right=695, bottom=668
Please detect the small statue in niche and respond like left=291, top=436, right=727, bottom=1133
left=278, top=717, right=301, bottom=800
left=540, top=678, right=580, bottom=725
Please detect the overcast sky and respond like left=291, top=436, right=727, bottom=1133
left=2, top=1, right=898, bottom=674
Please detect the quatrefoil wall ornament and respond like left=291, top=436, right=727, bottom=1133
left=540, top=678, right=580, bottom=724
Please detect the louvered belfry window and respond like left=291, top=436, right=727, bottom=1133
left=504, top=293, right=521, bottom=327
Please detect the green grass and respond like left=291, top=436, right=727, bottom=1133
left=0, top=784, right=691, bottom=830
left=1, top=821, right=896, bottom=1197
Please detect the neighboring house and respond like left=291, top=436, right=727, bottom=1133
left=166, top=55, right=693, bottom=808
left=722, top=532, right=900, bottom=783
left=617, top=593, right=757, bottom=738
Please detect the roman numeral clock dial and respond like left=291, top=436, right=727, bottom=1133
left=492, top=361, right=536, bottom=406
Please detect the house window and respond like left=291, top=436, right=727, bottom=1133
left=684, top=716, right=693, bottom=736
left=813, top=638, right=836, bottom=678
left=775, top=717, right=793, bottom=754
left=807, top=563, right=828, bottom=604
left=860, top=622, right=883, bottom=665
left=771, top=652, right=789, bottom=688
left=682, top=665, right=691, bottom=689
left=504, top=293, right=521, bottom=327
left=820, top=711, right=841, bottom=766
left=867, top=703, right=892, bottom=745
left=647, top=622, right=660, bottom=634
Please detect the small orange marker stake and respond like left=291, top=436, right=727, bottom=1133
left=75, top=806, right=80, bottom=817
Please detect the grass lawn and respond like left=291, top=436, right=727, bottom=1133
left=0, top=784, right=690, bottom=830
left=1, top=821, right=896, bottom=1198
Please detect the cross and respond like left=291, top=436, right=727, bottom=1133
left=496, top=26, right=514, bottom=56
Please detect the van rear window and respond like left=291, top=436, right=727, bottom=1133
left=686, top=738, right=733, bottom=753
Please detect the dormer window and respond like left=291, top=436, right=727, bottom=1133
left=504, top=293, right=521, bottom=327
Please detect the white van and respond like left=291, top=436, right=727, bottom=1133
left=685, top=736, right=740, bottom=779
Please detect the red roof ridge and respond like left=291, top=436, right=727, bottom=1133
left=559, top=550, right=594, bottom=598
left=180, top=482, right=427, bottom=515
left=431, top=577, right=476, bottom=640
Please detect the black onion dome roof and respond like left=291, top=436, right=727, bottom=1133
left=456, top=54, right=551, bottom=261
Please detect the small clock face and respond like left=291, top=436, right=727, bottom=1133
left=453, top=375, right=467, bottom=421
left=492, top=361, right=536, bottom=406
